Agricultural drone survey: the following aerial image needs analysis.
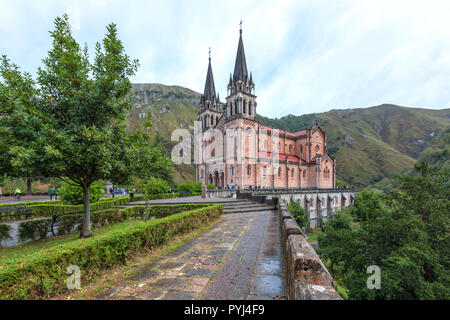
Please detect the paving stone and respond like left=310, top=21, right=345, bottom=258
left=184, top=284, right=205, bottom=293
left=163, top=291, right=198, bottom=300
left=192, top=278, right=209, bottom=286
left=134, top=289, right=167, bottom=300
left=185, top=267, right=216, bottom=277
left=148, top=276, right=190, bottom=290
left=249, top=275, right=284, bottom=297
left=128, top=266, right=160, bottom=281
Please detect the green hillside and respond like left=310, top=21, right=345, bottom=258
left=130, top=84, right=200, bottom=183
left=258, top=105, right=450, bottom=187
left=128, top=84, right=450, bottom=188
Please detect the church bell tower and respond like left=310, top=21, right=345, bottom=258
left=225, top=23, right=257, bottom=122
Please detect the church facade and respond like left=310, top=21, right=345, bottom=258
left=196, top=28, right=336, bottom=190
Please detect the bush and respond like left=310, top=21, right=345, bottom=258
left=287, top=201, right=310, bottom=229
left=18, top=219, right=52, bottom=242
left=177, top=181, right=202, bottom=193
left=0, top=223, right=11, bottom=246
left=144, top=177, right=171, bottom=195
left=121, top=204, right=207, bottom=220
left=59, top=181, right=105, bottom=205
left=0, top=204, right=223, bottom=299
left=207, top=184, right=216, bottom=190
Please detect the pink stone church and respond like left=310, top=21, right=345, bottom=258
left=196, top=28, right=336, bottom=190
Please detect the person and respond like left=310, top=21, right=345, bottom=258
left=116, top=187, right=120, bottom=196
left=130, top=189, right=135, bottom=201
left=14, top=188, right=22, bottom=200
left=49, top=187, right=57, bottom=200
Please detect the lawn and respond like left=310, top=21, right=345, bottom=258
left=0, top=220, right=142, bottom=268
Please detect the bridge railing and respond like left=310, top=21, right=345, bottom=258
left=277, top=198, right=342, bottom=300
left=206, top=189, right=236, bottom=198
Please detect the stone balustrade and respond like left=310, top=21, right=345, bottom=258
left=277, top=200, right=342, bottom=300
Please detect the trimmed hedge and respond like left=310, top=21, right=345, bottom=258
left=16, top=205, right=207, bottom=242
left=0, top=201, right=63, bottom=207
left=121, top=204, right=207, bottom=220
left=0, top=223, right=12, bottom=246
left=0, top=204, right=223, bottom=299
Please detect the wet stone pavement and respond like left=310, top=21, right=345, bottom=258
left=96, top=210, right=286, bottom=300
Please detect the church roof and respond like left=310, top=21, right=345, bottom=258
left=203, top=58, right=216, bottom=101
left=233, top=30, right=248, bottom=83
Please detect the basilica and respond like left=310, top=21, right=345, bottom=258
left=196, top=27, right=336, bottom=190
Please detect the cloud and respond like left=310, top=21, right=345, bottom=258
left=67, top=5, right=81, bottom=30
left=0, top=0, right=449, bottom=117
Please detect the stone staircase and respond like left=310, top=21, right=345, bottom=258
left=222, top=200, right=275, bottom=214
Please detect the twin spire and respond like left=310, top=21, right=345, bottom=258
left=201, top=22, right=254, bottom=112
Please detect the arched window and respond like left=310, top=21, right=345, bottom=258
left=249, top=102, right=252, bottom=115
left=263, top=166, right=267, bottom=178
left=278, top=167, right=281, bottom=178
left=291, top=168, right=294, bottom=178
left=231, top=166, right=234, bottom=176
left=243, top=100, right=247, bottom=114
left=234, top=102, right=238, bottom=115
left=300, top=145, right=303, bottom=153
left=303, top=170, right=306, bottom=178
left=289, top=145, right=292, bottom=154
left=247, top=164, right=251, bottom=176
left=216, top=116, right=219, bottom=124
left=211, top=148, right=215, bottom=157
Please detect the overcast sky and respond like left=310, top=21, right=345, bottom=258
left=1, top=0, right=449, bottom=118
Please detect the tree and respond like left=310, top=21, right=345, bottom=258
left=318, top=162, right=450, bottom=299
left=287, top=201, right=310, bottom=229
left=1, top=15, right=143, bottom=237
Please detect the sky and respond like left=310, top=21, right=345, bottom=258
left=1, top=0, right=449, bottom=118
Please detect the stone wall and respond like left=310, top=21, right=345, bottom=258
left=277, top=200, right=342, bottom=300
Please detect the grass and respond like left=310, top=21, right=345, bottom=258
left=0, top=220, right=143, bottom=268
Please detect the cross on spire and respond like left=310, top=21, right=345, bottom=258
left=239, top=19, right=243, bottom=33
left=208, top=47, right=211, bottom=60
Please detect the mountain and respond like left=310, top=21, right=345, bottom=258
left=129, top=84, right=450, bottom=187
left=130, top=83, right=200, bottom=183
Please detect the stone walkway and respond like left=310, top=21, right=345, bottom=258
left=95, top=209, right=285, bottom=300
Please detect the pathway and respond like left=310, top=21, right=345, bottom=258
left=95, top=208, right=285, bottom=300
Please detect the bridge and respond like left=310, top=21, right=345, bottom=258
left=93, top=188, right=354, bottom=300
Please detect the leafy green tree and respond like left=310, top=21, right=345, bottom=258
left=59, top=180, right=105, bottom=205
left=0, top=15, right=148, bottom=237
left=350, top=189, right=385, bottom=222
left=287, top=201, right=310, bottom=229
left=207, top=184, right=216, bottom=190
left=143, top=177, right=171, bottom=195
left=318, top=162, right=450, bottom=300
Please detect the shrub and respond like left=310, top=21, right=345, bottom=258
left=177, top=181, right=202, bottom=193
left=0, top=223, right=11, bottom=246
left=59, top=181, right=105, bottom=205
left=18, top=219, right=52, bottom=242
left=207, top=184, right=216, bottom=190
left=144, top=177, right=171, bottom=195
left=0, top=204, right=223, bottom=299
left=287, top=201, right=310, bottom=229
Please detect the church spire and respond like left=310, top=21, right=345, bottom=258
left=233, top=22, right=248, bottom=83
left=203, top=48, right=216, bottom=102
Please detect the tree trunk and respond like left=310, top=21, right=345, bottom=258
left=27, top=178, right=32, bottom=194
left=80, top=184, right=93, bottom=238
